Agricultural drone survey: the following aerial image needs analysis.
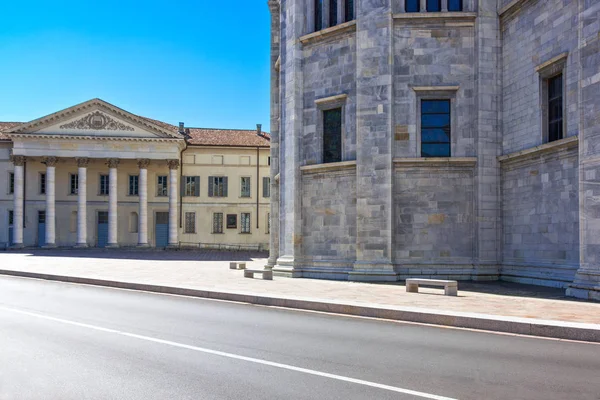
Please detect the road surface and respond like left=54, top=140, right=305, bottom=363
left=0, top=276, right=598, bottom=400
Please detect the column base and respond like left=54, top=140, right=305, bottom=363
left=167, top=244, right=179, bottom=250
left=566, top=268, right=600, bottom=301
left=264, top=257, right=278, bottom=270
left=41, top=244, right=57, bottom=249
left=349, top=261, right=398, bottom=282
left=137, top=243, right=151, bottom=249
left=74, top=243, right=89, bottom=249
left=105, top=243, right=120, bottom=249
left=10, top=243, right=24, bottom=250
left=272, top=256, right=302, bottom=278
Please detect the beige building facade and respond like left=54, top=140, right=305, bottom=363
left=0, top=99, right=270, bottom=250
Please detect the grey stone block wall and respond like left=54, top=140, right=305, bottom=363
left=501, top=147, right=580, bottom=287
left=501, top=0, right=580, bottom=154
left=394, top=166, right=475, bottom=265
left=301, top=169, right=357, bottom=263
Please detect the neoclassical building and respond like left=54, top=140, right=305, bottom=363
left=1, top=99, right=271, bottom=250
left=266, top=0, right=600, bottom=300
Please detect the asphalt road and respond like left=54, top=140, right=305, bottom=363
left=0, top=276, right=599, bottom=400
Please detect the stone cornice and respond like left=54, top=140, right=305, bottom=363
left=299, top=21, right=356, bottom=45
left=393, top=157, right=477, bottom=167
left=498, top=136, right=579, bottom=163
left=300, top=160, right=357, bottom=173
left=412, top=86, right=460, bottom=92
left=498, top=0, right=534, bottom=18
left=5, top=133, right=183, bottom=143
left=393, top=12, right=477, bottom=25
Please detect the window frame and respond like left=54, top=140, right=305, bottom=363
left=414, top=87, right=458, bottom=158
left=240, top=213, right=251, bottom=234
left=128, top=175, right=139, bottom=196
left=70, top=173, right=79, bottom=195
left=99, top=174, right=109, bottom=196
left=212, top=212, right=224, bottom=234
left=209, top=176, right=228, bottom=198
left=316, top=94, right=347, bottom=165
left=420, top=99, right=452, bottom=158
left=227, top=214, right=237, bottom=229
left=40, top=173, right=46, bottom=195
left=8, top=172, right=14, bottom=195
left=185, top=212, right=197, bottom=234
left=263, top=177, right=271, bottom=198
left=537, top=54, right=568, bottom=144
left=184, top=176, right=200, bottom=197
left=157, top=175, right=168, bottom=197
left=240, top=176, right=251, bottom=198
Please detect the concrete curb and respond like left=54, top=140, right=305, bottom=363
left=1, top=269, right=599, bottom=343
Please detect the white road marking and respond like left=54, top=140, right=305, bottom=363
left=1, top=306, right=457, bottom=400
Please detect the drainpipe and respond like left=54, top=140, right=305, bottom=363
left=23, top=159, right=27, bottom=229
left=256, top=124, right=262, bottom=230
left=178, top=123, right=188, bottom=229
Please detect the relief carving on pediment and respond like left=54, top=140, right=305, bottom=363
left=60, top=111, right=135, bottom=132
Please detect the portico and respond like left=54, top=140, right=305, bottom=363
left=5, top=99, right=185, bottom=248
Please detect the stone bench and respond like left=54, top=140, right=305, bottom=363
left=229, top=262, right=246, bottom=270
left=406, top=278, right=458, bottom=296
left=244, top=269, right=273, bottom=280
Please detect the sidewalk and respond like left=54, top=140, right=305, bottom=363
left=1, top=249, right=599, bottom=342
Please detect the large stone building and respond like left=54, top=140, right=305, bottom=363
left=0, top=99, right=271, bottom=250
left=267, top=0, right=600, bottom=300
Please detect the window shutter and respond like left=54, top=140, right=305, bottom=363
left=223, top=177, right=228, bottom=197
left=194, top=176, right=200, bottom=196
left=208, top=177, right=214, bottom=197
left=263, top=177, right=269, bottom=198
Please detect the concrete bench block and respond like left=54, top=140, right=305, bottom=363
left=405, top=278, right=458, bottom=296
left=229, top=262, right=237, bottom=270
left=230, top=262, right=246, bottom=270
left=244, top=269, right=273, bottom=280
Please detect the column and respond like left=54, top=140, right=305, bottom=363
left=167, top=160, right=179, bottom=247
left=441, top=0, right=448, bottom=12
left=420, top=0, right=426, bottom=12
left=76, top=158, right=89, bottom=247
left=43, top=157, right=58, bottom=247
left=11, top=155, right=25, bottom=248
left=107, top=158, right=119, bottom=248
left=137, top=159, right=150, bottom=247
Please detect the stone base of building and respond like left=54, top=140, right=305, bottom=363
left=105, top=243, right=119, bottom=249
left=272, top=256, right=303, bottom=278
left=349, top=262, right=398, bottom=282
left=41, top=244, right=57, bottom=249
left=10, top=244, right=24, bottom=250
left=566, top=269, right=600, bottom=301
left=73, top=243, right=89, bottom=249
left=136, top=243, right=151, bottom=249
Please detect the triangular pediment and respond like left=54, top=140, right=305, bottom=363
left=5, top=99, right=182, bottom=140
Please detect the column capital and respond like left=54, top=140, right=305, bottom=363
left=137, top=158, right=151, bottom=169
left=167, top=159, right=180, bottom=170
left=10, top=155, right=26, bottom=166
left=42, top=156, right=59, bottom=167
left=76, top=157, right=90, bottom=168
left=106, top=158, right=120, bottom=168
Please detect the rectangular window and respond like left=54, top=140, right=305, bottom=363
left=70, top=174, right=79, bottom=195
left=157, top=176, right=168, bottom=196
left=208, top=176, right=228, bottom=197
left=263, top=177, right=271, bottom=198
left=184, top=176, right=200, bottom=197
left=185, top=212, right=196, bottom=234
left=268, top=156, right=271, bottom=166
left=227, top=214, right=237, bottom=229
left=345, top=0, right=354, bottom=21
left=405, top=0, right=419, bottom=12
left=421, top=100, right=451, bottom=157
left=9, top=172, right=14, bottom=194
left=129, top=175, right=139, bottom=196
left=315, top=0, right=323, bottom=31
left=240, top=177, right=251, bottom=198
left=99, top=175, right=108, bottom=195
left=40, top=173, right=46, bottom=195
left=329, top=0, right=338, bottom=27
left=241, top=213, right=251, bottom=234
left=448, top=0, right=463, bottom=11
left=9, top=210, right=14, bottom=225
left=323, top=108, right=342, bottom=164
left=38, top=210, right=46, bottom=224
left=548, top=74, right=563, bottom=143
left=427, top=0, right=441, bottom=11
left=213, top=213, right=224, bottom=234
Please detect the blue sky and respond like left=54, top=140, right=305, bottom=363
left=0, top=1, right=271, bottom=130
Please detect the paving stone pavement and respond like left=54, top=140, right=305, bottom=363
left=1, top=249, right=599, bottom=325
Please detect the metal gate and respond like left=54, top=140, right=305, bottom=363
left=97, top=211, right=109, bottom=248
left=38, top=210, right=46, bottom=247
left=155, top=212, right=169, bottom=248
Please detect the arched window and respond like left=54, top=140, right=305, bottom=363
left=130, top=212, right=139, bottom=233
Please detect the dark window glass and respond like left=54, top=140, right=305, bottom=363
left=330, top=0, right=338, bottom=27
left=71, top=174, right=79, bottom=195
left=40, top=173, right=46, bottom=194
left=323, top=108, right=342, bottom=164
left=427, top=0, right=441, bottom=11
left=315, top=0, right=323, bottom=31
left=405, top=0, right=419, bottom=12
left=129, top=175, right=139, bottom=196
left=548, top=74, right=563, bottom=143
left=9, top=210, right=14, bottom=225
left=38, top=210, right=45, bottom=224
left=9, top=173, right=14, bottom=194
left=448, top=0, right=463, bottom=11
left=421, top=100, right=451, bottom=157
left=209, top=176, right=228, bottom=197
left=227, top=214, right=237, bottom=229
left=157, top=176, right=168, bottom=196
left=345, top=0, right=354, bottom=21
left=98, top=211, right=109, bottom=224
